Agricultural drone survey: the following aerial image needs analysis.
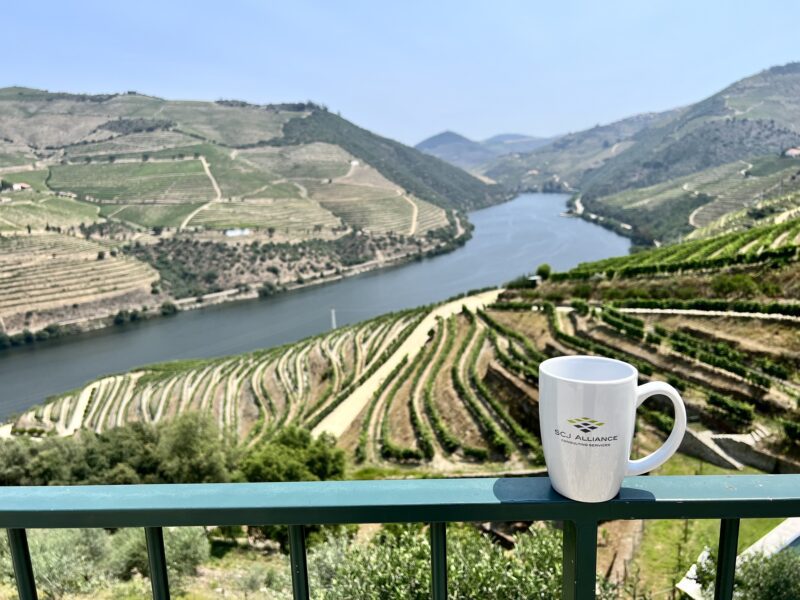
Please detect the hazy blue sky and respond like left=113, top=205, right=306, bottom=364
left=5, top=1, right=799, bottom=144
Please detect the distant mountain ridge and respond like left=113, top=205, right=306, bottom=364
left=415, top=130, right=552, bottom=170
left=487, top=63, right=800, bottom=195
left=484, top=62, right=800, bottom=244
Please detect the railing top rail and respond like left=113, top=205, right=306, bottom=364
left=1, top=475, right=798, bottom=529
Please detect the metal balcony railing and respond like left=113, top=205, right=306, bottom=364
left=2, top=474, right=799, bottom=600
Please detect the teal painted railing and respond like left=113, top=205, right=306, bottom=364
left=2, top=474, right=799, bottom=599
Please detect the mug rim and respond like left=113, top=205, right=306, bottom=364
left=539, top=355, right=637, bottom=385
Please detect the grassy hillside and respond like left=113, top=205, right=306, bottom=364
left=484, top=110, right=679, bottom=190
left=0, top=233, right=158, bottom=333
left=580, top=155, right=800, bottom=243
left=269, top=111, right=509, bottom=210
left=0, top=88, right=496, bottom=331
left=486, top=63, right=800, bottom=243
left=0, top=87, right=507, bottom=214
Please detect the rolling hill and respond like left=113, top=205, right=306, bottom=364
left=485, top=62, right=800, bottom=243
left=0, top=87, right=510, bottom=336
left=416, top=130, right=552, bottom=170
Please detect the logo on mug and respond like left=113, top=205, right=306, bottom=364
left=568, top=417, right=605, bottom=434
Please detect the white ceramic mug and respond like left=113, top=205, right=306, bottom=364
left=539, top=355, right=687, bottom=502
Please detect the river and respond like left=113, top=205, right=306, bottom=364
left=0, top=193, right=629, bottom=418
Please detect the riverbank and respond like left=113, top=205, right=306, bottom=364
left=0, top=193, right=631, bottom=415
left=0, top=216, right=473, bottom=353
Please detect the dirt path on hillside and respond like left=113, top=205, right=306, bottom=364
left=66, top=380, right=102, bottom=435
left=403, top=195, right=419, bottom=235
left=410, top=319, right=458, bottom=470
left=179, top=156, right=222, bottom=230
left=313, top=290, right=502, bottom=438
left=619, top=307, right=800, bottom=323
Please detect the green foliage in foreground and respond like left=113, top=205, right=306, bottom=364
left=238, top=426, right=345, bottom=484
left=0, top=414, right=345, bottom=489
left=783, top=418, right=800, bottom=444
left=307, top=524, right=617, bottom=600
left=0, top=527, right=208, bottom=599
left=695, top=549, right=800, bottom=600
left=0, top=413, right=232, bottom=486
left=0, top=522, right=621, bottom=599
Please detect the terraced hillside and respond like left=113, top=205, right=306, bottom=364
left=0, top=192, right=99, bottom=232
left=5, top=268, right=798, bottom=598
left=0, top=87, right=498, bottom=334
left=10, top=279, right=798, bottom=483
left=0, top=87, right=506, bottom=226
left=48, top=160, right=216, bottom=205
left=10, top=306, right=429, bottom=443
left=557, top=216, right=800, bottom=280
left=489, top=63, right=800, bottom=194
left=485, top=62, right=800, bottom=243
left=579, top=155, right=800, bottom=243
left=0, top=233, right=158, bottom=332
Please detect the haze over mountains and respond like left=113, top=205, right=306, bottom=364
left=420, top=63, right=800, bottom=245
left=415, top=131, right=553, bottom=170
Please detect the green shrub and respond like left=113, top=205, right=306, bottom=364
left=160, top=301, right=178, bottom=316
left=640, top=407, right=674, bottom=434
left=600, top=309, right=645, bottom=340
left=571, top=299, right=589, bottom=315
left=710, top=273, right=760, bottom=297
left=667, top=375, right=686, bottom=391
left=695, top=549, right=800, bottom=600
left=782, top=418, right=800, bottom=444
left=107, top=527, right=208, bottom=584
left=308, top=523, right=618, bottom=599
left=758, top=358, right=790, bottom=380
left=0, top=529, right=110, bottom=598
left=707, top=393, right=755, bottom=431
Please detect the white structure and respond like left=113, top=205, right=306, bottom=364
left=224, top=228, right=252, bottom=238
left=11, top=182, right=31, bottom=191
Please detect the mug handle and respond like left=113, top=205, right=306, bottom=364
left=626, top=381, right=687, bottom=476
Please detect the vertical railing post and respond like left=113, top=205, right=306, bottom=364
left=6, top=529, right=38, bottom=600
left=714, top=518, right=740, bottom=600
left=289, top=525, right=310, bottom=600
left=145, top=527, right=170, bottom=600
left=430, top=522, right=447, bottom=600
left=562, top=520, right=598, bottom=600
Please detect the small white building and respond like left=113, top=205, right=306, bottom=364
left=224, top=228, right=252, bottom=238
left=783, top=147, right=800, bottom=158
left=11, top=182, right=31, bottom=191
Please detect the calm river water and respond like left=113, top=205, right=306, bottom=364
left=0, top=193, right=629, bottom=417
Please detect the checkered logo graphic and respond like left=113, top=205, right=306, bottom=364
left=568, top=417, right=605, bottom=433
